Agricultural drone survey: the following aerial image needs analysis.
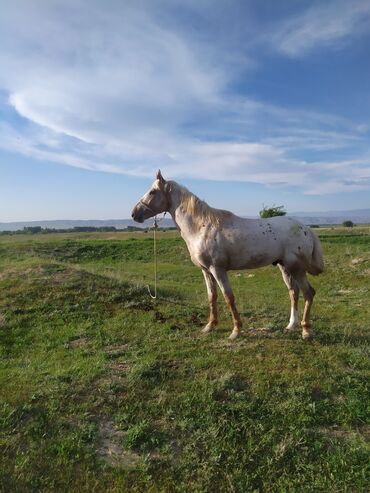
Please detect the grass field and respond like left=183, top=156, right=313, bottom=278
left=0, top=227, right=369, bottom=492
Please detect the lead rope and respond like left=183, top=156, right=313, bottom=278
left=146, top=213, right=166, bottom=299
left=146, top=217, right=158, bottom=298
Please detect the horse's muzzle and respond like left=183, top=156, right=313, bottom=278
left=131, top=204, right=145, bottom=223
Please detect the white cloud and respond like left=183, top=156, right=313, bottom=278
left=1, top=1, right=225, bottom=139
left=297, top=157, right=370, bottom=194
left=271, top=0, right=370, bottom=57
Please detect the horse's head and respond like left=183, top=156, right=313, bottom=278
left=131, top=170, right=170, bottom=223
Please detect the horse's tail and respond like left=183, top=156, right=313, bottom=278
left=307, top=229, right=324, bottom=275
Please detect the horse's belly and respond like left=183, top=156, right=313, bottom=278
left=229, top=253, right=275, bottom=270
left=227, top=239, right=281, bottom=270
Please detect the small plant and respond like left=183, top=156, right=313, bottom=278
left=123, top=421, right=152, bottom=450
left=259, top=205, right=287, bottom=218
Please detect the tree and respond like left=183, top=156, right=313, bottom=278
left=259, top=205, right=287, bottom=219
left=23, top=226, right=42, bottom=234
left=342, top=220, right=354, bottom=227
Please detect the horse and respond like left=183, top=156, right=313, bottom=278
left=131, top=170, right=324, bottom=341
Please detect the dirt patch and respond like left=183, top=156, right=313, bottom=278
left=212, top=328, right=279, bottom=347
left=49, top=268, right=78, bottom=284
left=212, top=338, right=249, bottom=350
left=67, top=336, right=88, bottom=349
left=317, top=425, right=370, bottom=443
left=351, top=257, right=365, bottom=266
left=97, top=419, right=141, bottom=469
left=0, top=266, right=43, bottom=280
left=105, top=344, right=130, bottom=358
left=110, top=362, right=131, bottom=373
left=246, top=327, right=278, bottom=338
left=338, top=289, right=353, bottom=295
left=0, top=265, right=75, bottom=284
left=0, top=313, right=6, bottom=327
left=0, top=267, right=19, bottom=280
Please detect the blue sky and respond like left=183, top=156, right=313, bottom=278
left=1, top=0, right=370, bottom=221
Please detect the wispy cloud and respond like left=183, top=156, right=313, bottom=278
left=270, top=0, right=370, bottom=57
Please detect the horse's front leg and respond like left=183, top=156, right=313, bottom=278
left=201, top=269, right=218, bottom=333
left=210, top=267, right=242, bottom=340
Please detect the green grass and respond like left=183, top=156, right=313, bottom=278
left=0, top=227, right=369, bottom=492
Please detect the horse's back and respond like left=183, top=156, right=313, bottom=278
left=217, top=215, right=322, bottom=273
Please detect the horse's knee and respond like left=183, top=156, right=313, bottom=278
left=296, top=275, right=315, bottom=302
left=208, top=290, right=217, bottom=303
left=304, top=285, right=315, bottom=302
left=224, top=293, right=242, bottom=328
left=223, top=291, right=236, bottom=311
left=289, top=288, right=299, bottom=303
left=224, top=292, right=234, bottom=304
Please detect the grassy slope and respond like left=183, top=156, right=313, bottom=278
left=0, top=227, right=369, bottom=492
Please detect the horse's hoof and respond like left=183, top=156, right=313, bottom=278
left=284, top=324, right=298, bottom=333
left=302, top=331, right=313, bottom=341
left=228, top=330, right=240, bottom=341
left=201, top=324, right=213, bottom=334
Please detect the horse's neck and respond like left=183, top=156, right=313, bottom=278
left=167, top=186, right=199, bottom=239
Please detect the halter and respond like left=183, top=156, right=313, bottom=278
left=139, top=199, right=157, bottom=215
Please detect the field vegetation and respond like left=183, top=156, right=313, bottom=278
left=0, top=226, right=369, bottom=492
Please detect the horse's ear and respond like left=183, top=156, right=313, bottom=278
left=156, top=169, right=165, bottom=184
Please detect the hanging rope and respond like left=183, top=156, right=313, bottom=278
left=146, top=212, right=166, bottom=299
left=146, top=217, right=158, bottom=298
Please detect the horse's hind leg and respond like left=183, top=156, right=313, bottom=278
left=295, top=273, right=316, bottom=340
left=278, top=264, right=299, bottom=331
left=201, top=269, right=218, bottom=333
left=209, top=267, right=242, bottom=340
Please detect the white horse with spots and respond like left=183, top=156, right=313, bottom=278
left=131, top=171, right=324, bottom=340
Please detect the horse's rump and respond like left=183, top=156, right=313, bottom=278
left=309, top=230, right=324, bottom=275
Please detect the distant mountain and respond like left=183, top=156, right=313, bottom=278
left=290, top=208, right=370, bottom=218
left=0, top=218, right=175, bottom=232
left=1, top=208, right=369, bottom=231
left=289, top=208, right=370, bottom=225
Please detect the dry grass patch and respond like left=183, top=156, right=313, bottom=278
left=317, top=425, right=370, bottom=443
left=67, top=336, right=88, bottom=349
left=97, top=419, right=142, bottom=469
left=110, top=362, right=131, bottom=373
left=105, top=344, right=130, bottom=358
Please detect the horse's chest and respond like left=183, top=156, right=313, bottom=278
left=184, top=234, right=222, bottom=269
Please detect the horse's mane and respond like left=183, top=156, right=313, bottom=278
left=170, top=181, right=232, bottom=226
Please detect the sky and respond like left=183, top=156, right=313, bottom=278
left=1, top=0, right=370, bottom=222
